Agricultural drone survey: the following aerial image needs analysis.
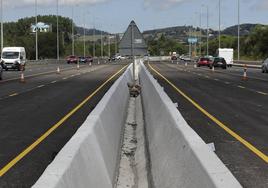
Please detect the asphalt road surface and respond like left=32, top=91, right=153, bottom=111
left=0, top=62, right=128, bottom=187
left=146, top=61, right=268, bottom=188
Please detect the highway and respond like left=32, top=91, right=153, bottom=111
left=146, top=61, right=268, bottom=188
left=0, top=61, right=128, bottom=187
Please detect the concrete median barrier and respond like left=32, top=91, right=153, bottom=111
left=33, top=65, right=132, bottom=188
left=139, top=62, right=242, bottom=188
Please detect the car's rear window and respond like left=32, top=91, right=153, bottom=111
left=200, top=58, right=209, bottom=61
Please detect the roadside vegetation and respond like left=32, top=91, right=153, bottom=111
left=1, top=15, right=114, bottom=60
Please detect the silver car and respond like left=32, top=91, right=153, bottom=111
left=262, top=58, right=268, bottom=73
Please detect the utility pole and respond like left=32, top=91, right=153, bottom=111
left=1, top=0, right=3, bottom=52
left=238, top=0, right=240, bottom=62
left=35, top=0, right=38, bottom=61
left=219, top=0, right=221, bottom=49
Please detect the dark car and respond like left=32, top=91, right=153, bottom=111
left=210, top=57, right=227, bottom=69
left=171, top=56, right=177, bottom=60
left=261, top=58, right=268, bottom=73
left=66, top=55, right=78, bottom=64
left=197, top=57, right=211, bottom=67
left=79, top=56, right=87, bottom=63
left=85, top=56, right=93, bottom=63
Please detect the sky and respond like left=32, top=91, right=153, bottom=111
left=2, top=0, right=268, bottom=33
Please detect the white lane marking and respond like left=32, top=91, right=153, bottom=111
left=62, top=77, right=68, bottom=80
left=214, top=78, right=219, bottom=81
left=225, top=82, right=230, bottom=84
left=238, top=85, right=246, bottom=89
left=205, top=76, right=210, bottom=78
left=51, top=80, right=57, bottom=84
left=9, top=93, right=18, bottom=97
left=256, top=91, right=268, bottom=96
left=37, top=85, right=45, bottom=88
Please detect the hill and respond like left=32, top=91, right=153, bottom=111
left=141, top=24, right=260, bottom=42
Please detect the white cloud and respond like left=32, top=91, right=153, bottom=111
left=5, top=0, right=108, bottom=7
left=144, top=0, right=194, bottom=10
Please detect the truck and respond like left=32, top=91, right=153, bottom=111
left=217, top=48, right=233, bottom=67
left=1, top=47, right=26, bottom=71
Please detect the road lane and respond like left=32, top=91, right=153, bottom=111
left=0, top=64, right=109, bottom=100
left=167, top=62, right=268, bottom=95
left=147, top=62, right=268, bottom=188
left=0, top=63, right=128, bottom=187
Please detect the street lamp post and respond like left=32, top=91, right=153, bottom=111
left=1, top=0, right=3, bottom=52
left=114, top=34, right=117, bottom=55
left=206, top=5, right=209, bottom=56
left=131, top=23, right=135, bottom=82
left=219, top=0, right=221, bottom=49
left=101, top=28, right=103, bottom=59
left=199, top=8, right=202, bottom=57
left=108, top=35, right=111, bottom=58
left=83, top=13, right=86, bottom=58
left=93, top=22, right=96, bottom=58
left=72, top=5, right=74, bottom=56
left=56, top=0, right=59, bottom=61
left=35, top=0, right=38, bottom=61
left=238, top=0, right=240, bottom=62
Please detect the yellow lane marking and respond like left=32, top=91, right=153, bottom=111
left=9, top=93, right=18, bottom=97
left=0, top=64, right=128, bottom=177
left=148, top=63, right=268, bottom=163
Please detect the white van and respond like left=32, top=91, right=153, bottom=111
left=1, top=47, right=26, bottom=71
left=217, top=48, right=233, bottom=67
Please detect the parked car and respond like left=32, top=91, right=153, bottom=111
left=197, top=57, right=211, bottom=67
left=180, top=55, right=191, bottom=61
left=66, top=55, right=78, bottom=64
left=0, top=65, right=3, bottom=80
left=79, top=56, right=87, bottom=63
left=210, top=57, right=227, bottom=69
left=261, top=58, right=268, bottom=73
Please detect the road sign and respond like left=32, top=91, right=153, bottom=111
left=188, top=37, right=198, bottom=44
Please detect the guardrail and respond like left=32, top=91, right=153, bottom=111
left=33, top=65, right=132, bottom=188
left=140, top=62, right=241, bottom=188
